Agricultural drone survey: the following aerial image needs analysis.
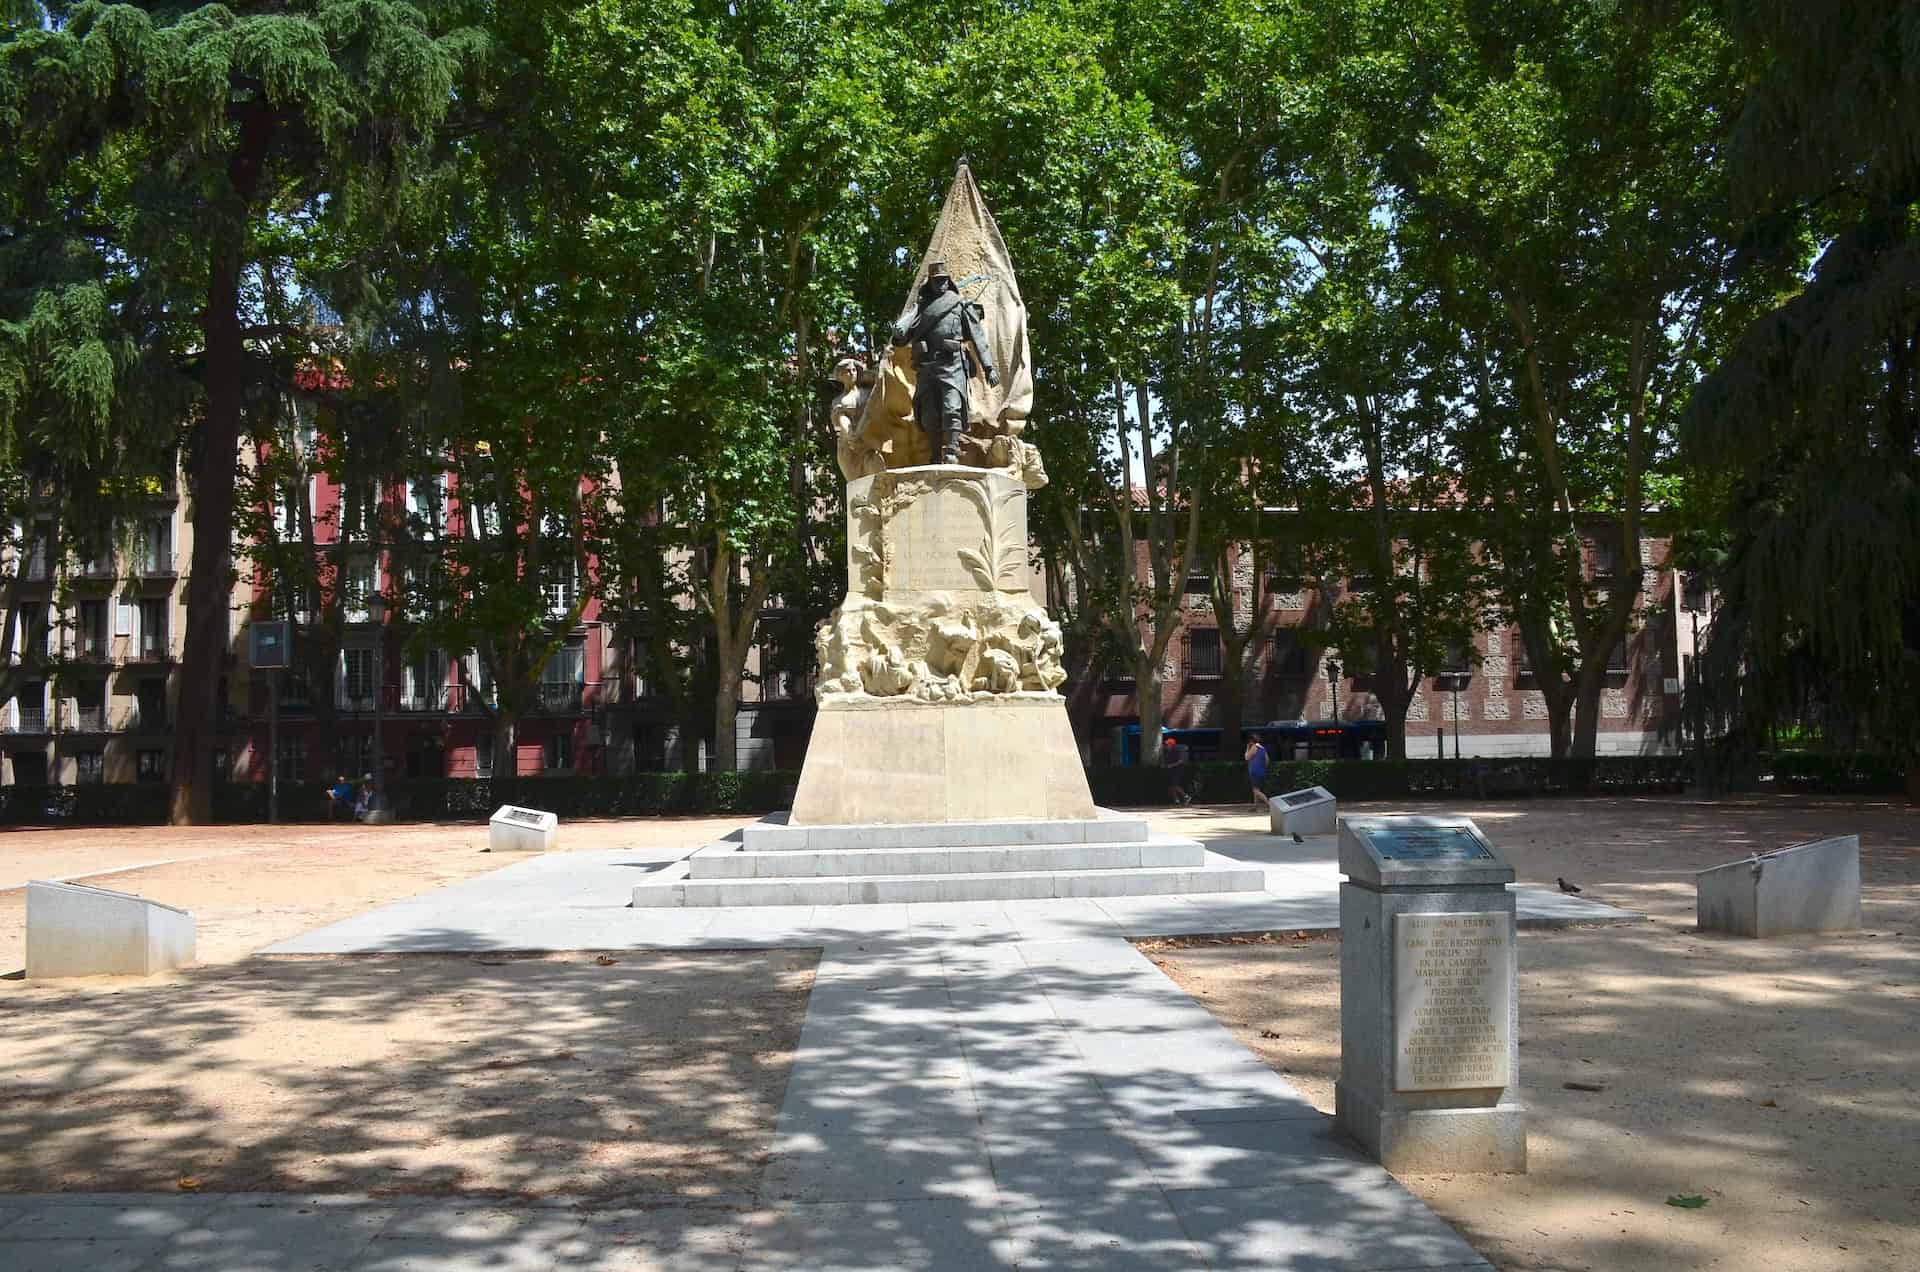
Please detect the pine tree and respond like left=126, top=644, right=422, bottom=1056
left=1, top=3, right=482, bottom=821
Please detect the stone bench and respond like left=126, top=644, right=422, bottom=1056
left=26, top=881, right=195, bottom=978
left=1696, top=834, right=1861, bottom=937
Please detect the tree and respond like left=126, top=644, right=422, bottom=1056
left=1371, top=0, right=1750, bottom=757
left=2, top=2, right=482, bottom=820
left=1681, top=0, right=1920, bottom=781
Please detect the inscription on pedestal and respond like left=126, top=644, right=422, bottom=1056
left=1394, top=912, right=1512, bottom=1091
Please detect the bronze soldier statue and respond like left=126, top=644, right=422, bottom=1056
left=891, top=261, right=999, bottom=464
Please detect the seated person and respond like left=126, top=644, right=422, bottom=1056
left=327, top=775, right=355, bottom=821
left=353, top=774, right=373, bottom=822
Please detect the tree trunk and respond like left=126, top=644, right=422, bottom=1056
left=169, top=254, right=245, bottom=825
left=1570, top=660, right=1606, bottom=763
left=712, top=662, right=741, bottom=773
left=1213, top=659, right=1245, bottom=744
left=492, top=712, right=516, bottom=780
left=1136, top=653, right=1164, bottom=766
left=1384, top=698, right=1411, bottom=760
left=170, top=104, right=270, bottom=825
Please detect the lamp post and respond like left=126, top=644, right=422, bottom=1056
left=367, top=591, right=388, bottom=821
left=1326, top=658, right=1341, bottom=723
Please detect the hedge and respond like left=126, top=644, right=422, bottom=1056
left=1767, top=751, right=1910, bottom=795
left=0, top=752, right=1908, bottom=825
left=1091, top=754, right=1694, bottom=807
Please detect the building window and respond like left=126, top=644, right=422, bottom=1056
left=1188, top=628, right=1223, bottom=677
left=403, top=649, right=448, bottom=711
left=136, top=516, right=172, bottom=573
left=75, top=751, right=104, bottom=784
left=1271, top=629, right=1311, bottom=676
left=340, top=732, right=373, bottom=778
left=342, top=557, right=377, bottom=622
left=539, top=638, right=585, bottom=711
left=136, top=749, right=165, bottom=782
left=277, top=737, right=307, bottom=785
left=544, top=557, right=580, bottom=621
left=475, top=734, right=496, bottom=778
left=78, top=599, right=108, bottom=659
left=342, top=648, right=376, bottom=710
left=24, top=518, right=54, bottom=579
left=1606, top=636, right=1629, bottom=674
left=1682, top=574, right=1710, bottom=614
left=407, top=476, right=446, bottom=540
left=74, top=680, right=106, bottom=732
left=1347, top=573, right=1375, bottom=595
left=545, top=732, right=574, bottom=772
left=1589, top=538, right=1621, bottom=581
left=138, top=598, right=168, bottom=659
left=11, top=681, right=47, bottom=733
left=1184, top=569, right=1212, bottom=596
left=135, top=678, right=167, bottom=729
left=1439, top=641, right=1473, bottom=675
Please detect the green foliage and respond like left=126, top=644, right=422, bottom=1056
left=1681, top=1, right=1920, bottom=760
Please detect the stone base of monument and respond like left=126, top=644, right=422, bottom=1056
left=1334, top=1083, right=1529, bottom=1174
left=1270, top=786, right=1337, bottom=837
left=26, top=880, right=195, bottom=978
left=792, top=694, right=1094, bottom=825
left=631, top=811, right=1265, bottom=906
left=1696, top=834, right=1860, bottom=937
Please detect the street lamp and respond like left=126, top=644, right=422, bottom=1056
left=1326, top=658, right=1341, bottom=723
left=1440, top=671, right=1470, bottom=759
left=367, top=591, right=388, bottom=822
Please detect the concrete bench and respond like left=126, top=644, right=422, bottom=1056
left=26, top=880, right=195, bottom=978
left=1696, top=834, right=1861, bottom=937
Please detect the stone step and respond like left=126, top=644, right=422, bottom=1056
left=740, top=814, right=1150, bottom=853
left=632, top=858, right=1267, bottom=908
left=688, top=837, right=1205, bottom=881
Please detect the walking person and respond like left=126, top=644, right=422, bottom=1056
left=1163, top=732, right=1191, bottom=806
left=1244, top=734, right=1271, bottom=810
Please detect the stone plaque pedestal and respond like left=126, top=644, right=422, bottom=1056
left=1333, top=815, right=1527, bottom=1174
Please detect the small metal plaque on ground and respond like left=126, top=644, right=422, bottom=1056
left=1394, top=911, right=1512, bottom=1091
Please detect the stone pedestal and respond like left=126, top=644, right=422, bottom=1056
left=1270, top=786, right=1337, bottom=836
left=1333, top=816, right=1526, bottom=1174
left=795, top=465, right=1093, bottom=826
left=26, top=880, right=195, bottom=978
left=792, top=695, right=1095, bottom=825
left=1697, top=834, right=1860, bottom=937
left=489, top=805, right=558, bottom=852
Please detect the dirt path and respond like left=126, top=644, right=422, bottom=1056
left=1146, top=795, right=1920, bottom=1272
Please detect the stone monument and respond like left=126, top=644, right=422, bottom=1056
left=790, top=160, right=1093, bottom=827
left=635, top=163, right=1269, bottom=907
left=1333, top=815, right=1527, bottom=1173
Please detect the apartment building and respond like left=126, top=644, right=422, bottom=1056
left=1063, top=518, right=1714, bottom=764
left=225, top=440, right=616, bottom=786
left=1, top=471, right=207, bottom=786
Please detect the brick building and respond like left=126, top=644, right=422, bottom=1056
left=1061, top=519, right=1714, bottom=764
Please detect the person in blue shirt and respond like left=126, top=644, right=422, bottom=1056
left=327, top=775, right=355, bottom=822
left=1243, top=735, right=1270, bottom=810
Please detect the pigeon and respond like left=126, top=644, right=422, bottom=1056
left=1557, top=877, right=1582, bottom=895
left=1291, top=833, right=1304, bottom=844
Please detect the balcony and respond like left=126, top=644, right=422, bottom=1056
left=127, top=639, right=173, bottom=665
left=63, top=705, right=110, bottom=734
left=397, top=683, right=453, bottom=713
left=4, top=706, right=49, bottom=735
left=535, top=682, right=584, bottom=714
